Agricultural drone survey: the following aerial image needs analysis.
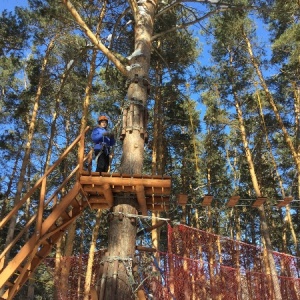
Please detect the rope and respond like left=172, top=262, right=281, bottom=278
left=123, top=97, right=146, bottom=109
left=100, top=256, right=133, bottom=264
left=109, top=211, right=170, bottom=221
left=100, top=255, right=136, bottom=290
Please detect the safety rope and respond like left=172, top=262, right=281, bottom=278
left=109, top=211, right=170, bottom=221
left=100, top=256, right=136, bottom=291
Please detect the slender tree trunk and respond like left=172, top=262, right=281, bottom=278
left=286, top=205, right=300, bottom=257
left=84, top=209, right=103, bottom=299
left=3, top=38, right=56, bottom=265
left=24, top=168, right=36, bottom=300
left=292, top=82, right=300, bottom=201
left=59, top=131, right=77, bottom=298
left=234, top=211, right=245, bottom=299
left=80, top=46, right=100, bottom=299
left=59, top=222, right=77, bottom=298
left=207, top=206, right=217, bottom=299
left=54, top=230, right=64, bottom=300
left=233, top=91, right=282, bottom=300
left=255, top=90, right=286, bottom=194
left=44, top=57, right=76, bottom=171
left=243, top=31, right=300, bottom=174
left=80, top=0, right=105, bottom=133
left=0, top=143, right=23, bottom=223
left=152, top=64, right=164, bottom=254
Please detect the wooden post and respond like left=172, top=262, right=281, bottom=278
left=36, top=177, right=47, bottom=238
left=78, top=127, right=87, bottom=177
left=102, top=184, right=114, bottom=207
left=136, top=185, right=147, bottom=216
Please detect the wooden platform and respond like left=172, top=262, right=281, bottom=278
left=226, top=196, right=240, bottom=207
left=80, top=171, right=171, bottom=215
left=252, top=197, right=267, bottom=207
left=277, top=196, right=293, bottom=208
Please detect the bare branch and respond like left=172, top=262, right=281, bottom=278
left=156, top=0, right=183, bottom=18
left=128, top=0, right=139, bottom=21
left=152, top=8, right=221, bottom=41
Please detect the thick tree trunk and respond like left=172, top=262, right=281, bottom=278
left=101, top=2, right=157, bottom=300
left=102, top=201, right=138, bottom=300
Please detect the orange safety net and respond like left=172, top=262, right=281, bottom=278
left=44, top=250, right=105, bottom=299
left=43, top=225, right=300, bottom=299
left=148, top=224, right=300, bottom=300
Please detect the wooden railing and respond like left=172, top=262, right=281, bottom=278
left=0, top=126, right=91, bottom=269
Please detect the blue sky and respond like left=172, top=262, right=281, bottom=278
left=0, top=0, right=28, bottom=12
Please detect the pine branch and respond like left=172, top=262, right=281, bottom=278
left=62, top=0, right=128, bottom=76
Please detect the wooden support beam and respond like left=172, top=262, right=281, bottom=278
left=102, top=183, right=114, bottom=207
left=277, top=196, right=293, bottom=208
left=146, top=195, right=169, bottom=204
left=80, top=176, right=171, bottom=188
left=136, top=185, right=148, bottom=216
left=227, top=196, right=240, bottom=207
left=136, top=245, right=156, bottom=253
left=252, top=197, right=267, bottom=207
left=202, top=195, right=213, bottom=206
left=88, top=196, right=107, bottom=204
left=178, top=194, right=188, bottom=206
left=146, top=204, right=169, bottom=211
left=82, top=185, right=104, bottom=194
left=137, top=289, right=147, bottom=300
left=136, top=220, right=165, bottom=237
left=90, top=203, right=110, bottom=209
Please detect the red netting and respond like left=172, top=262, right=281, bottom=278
left=157, top=224, right=300, bottom=300
left=42, top=224, right=300, bottom=300
left=44, top=250, right=106, bottom=299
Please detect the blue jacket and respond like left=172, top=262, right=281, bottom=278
left=91, top=127, right=115, bottom=153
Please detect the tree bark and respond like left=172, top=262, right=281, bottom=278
left=233, top=90, right=282, bottom=300
left=103, top=1, right=157, bottom=299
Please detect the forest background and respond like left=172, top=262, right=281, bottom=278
left=0, top=0, right=300, bottom=298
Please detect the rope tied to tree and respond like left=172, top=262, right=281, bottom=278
left=109, top=211, right=170, bottom=221
left=100, top=256, right=133, bottom=264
